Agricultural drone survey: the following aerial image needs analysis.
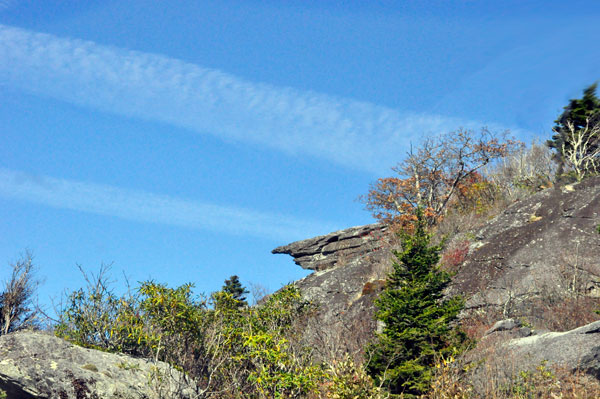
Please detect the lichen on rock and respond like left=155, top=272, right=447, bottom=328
left=0, top=331, right=197, bottom=399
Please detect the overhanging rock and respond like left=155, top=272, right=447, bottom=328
left=272, top=223, right=389, bottom=271
left=273, top=223, right=395, bottom=361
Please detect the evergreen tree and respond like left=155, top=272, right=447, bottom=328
left=366, top=210, right=466, bottom=397
left=222, top=275, right=249, bottom=307
left=547, top=83, right=600, bottom=174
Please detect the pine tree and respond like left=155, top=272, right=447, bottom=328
left=366, top=210, right=466, bottom=397
left=222, top=275, right=249, bottom=307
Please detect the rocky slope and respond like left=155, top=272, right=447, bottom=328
left=465, top=318, right=600, bottom=389
left=499, top=320, right=600, bottom=378
left=3, top=178, right=600, bottom=396
left=274, top=177, right=600, bottom=360
left=449, top=177, right=600, bottom=323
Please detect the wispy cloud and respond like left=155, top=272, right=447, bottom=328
left=0, top=24, right=518, bottom=174
left=0, top=0, right=15, bottom=11
left=0, top=168, right=338, bottom=241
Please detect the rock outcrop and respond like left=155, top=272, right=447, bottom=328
left=274, top=177, right=600, bottom=360
left=504, top=320, right=600, bottom=378
left=0, top=331, right=197, bottom=399
left=449, top=177, right=600, bottom=324
left=3, top=180, right=600, bottom=395
left=467, top=319, right=600, bottom=388
left=273, top=223, right=394, bottom=360
left=272, top=224, right=390, bottom=272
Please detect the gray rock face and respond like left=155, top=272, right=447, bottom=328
left=449, top=177, right=600, bottom=321
left=468, top=320, right=600, bottom=385
left=273, top=223, right=395, bottom=361
left=273, top=224, right=389, bottom=272
left=505, top=320, right=600, bottom=378
left=0, top=331, right=197, bottom=399
left=484, top=318, right=522, bottom=335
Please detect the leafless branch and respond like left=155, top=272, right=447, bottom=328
left=0, top=250, right=40, bottom=335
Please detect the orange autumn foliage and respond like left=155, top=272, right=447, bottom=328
left=363, top=128, right=517, bottom=229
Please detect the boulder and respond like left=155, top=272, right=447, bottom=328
left=467, top=320, right=600, bottom=388
left=0, top=331, right=197, bottom=399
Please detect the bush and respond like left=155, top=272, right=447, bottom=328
left=322, top=357, right=384, bottom=399
left=55, top=263, right=138, bottom=352
left=55, top=267, right=324, bottom=398
left=441, top=240, right=470, bottom=272
left=426, top=357, right=600, bottom=399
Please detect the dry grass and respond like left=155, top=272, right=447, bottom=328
left=427, top=354, right=600, bottom=399
left=523, top=295, right=600, bottom=332
left=459, top=308, right=505, bottom=341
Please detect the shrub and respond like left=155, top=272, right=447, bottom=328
left=54, top=263, right=129, bottom=351
left=427, top=354, right=471, bottom=399
left=55, top=267, right=323, bottom=398
left=322, top=357, right=384, bottom=399
left=441, top=240, right=470, bottom=272
left=426, top=357, right=600, bottom=399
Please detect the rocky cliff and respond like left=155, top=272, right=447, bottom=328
left=3, top=178, right=600, bottom=396
left=272, top=223, right=395, bottom=360
left=273, top=176, right=600, bottom=360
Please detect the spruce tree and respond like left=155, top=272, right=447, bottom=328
left=222, top=275, right=249, bottom=307
left=366, top=211, right=466, bottom=397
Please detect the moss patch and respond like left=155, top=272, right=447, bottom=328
left=81, top=363, right=98, bottom=372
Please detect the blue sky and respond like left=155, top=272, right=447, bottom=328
left=1, top=1, right=599, bottom=310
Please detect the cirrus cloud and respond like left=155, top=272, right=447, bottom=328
left=0, top=168, right=340, bottom=241
left=0, top=24, right=523, bottom=175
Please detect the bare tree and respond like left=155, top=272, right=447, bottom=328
left=363, top=128, right=517, bottom=227
left=247, top=281, right=270, bottom=305
left=560, top=119, right=600, bottom=181
left=0, top=251, right=40, bottom=335
left=487, top=140, right=557, bottom=198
